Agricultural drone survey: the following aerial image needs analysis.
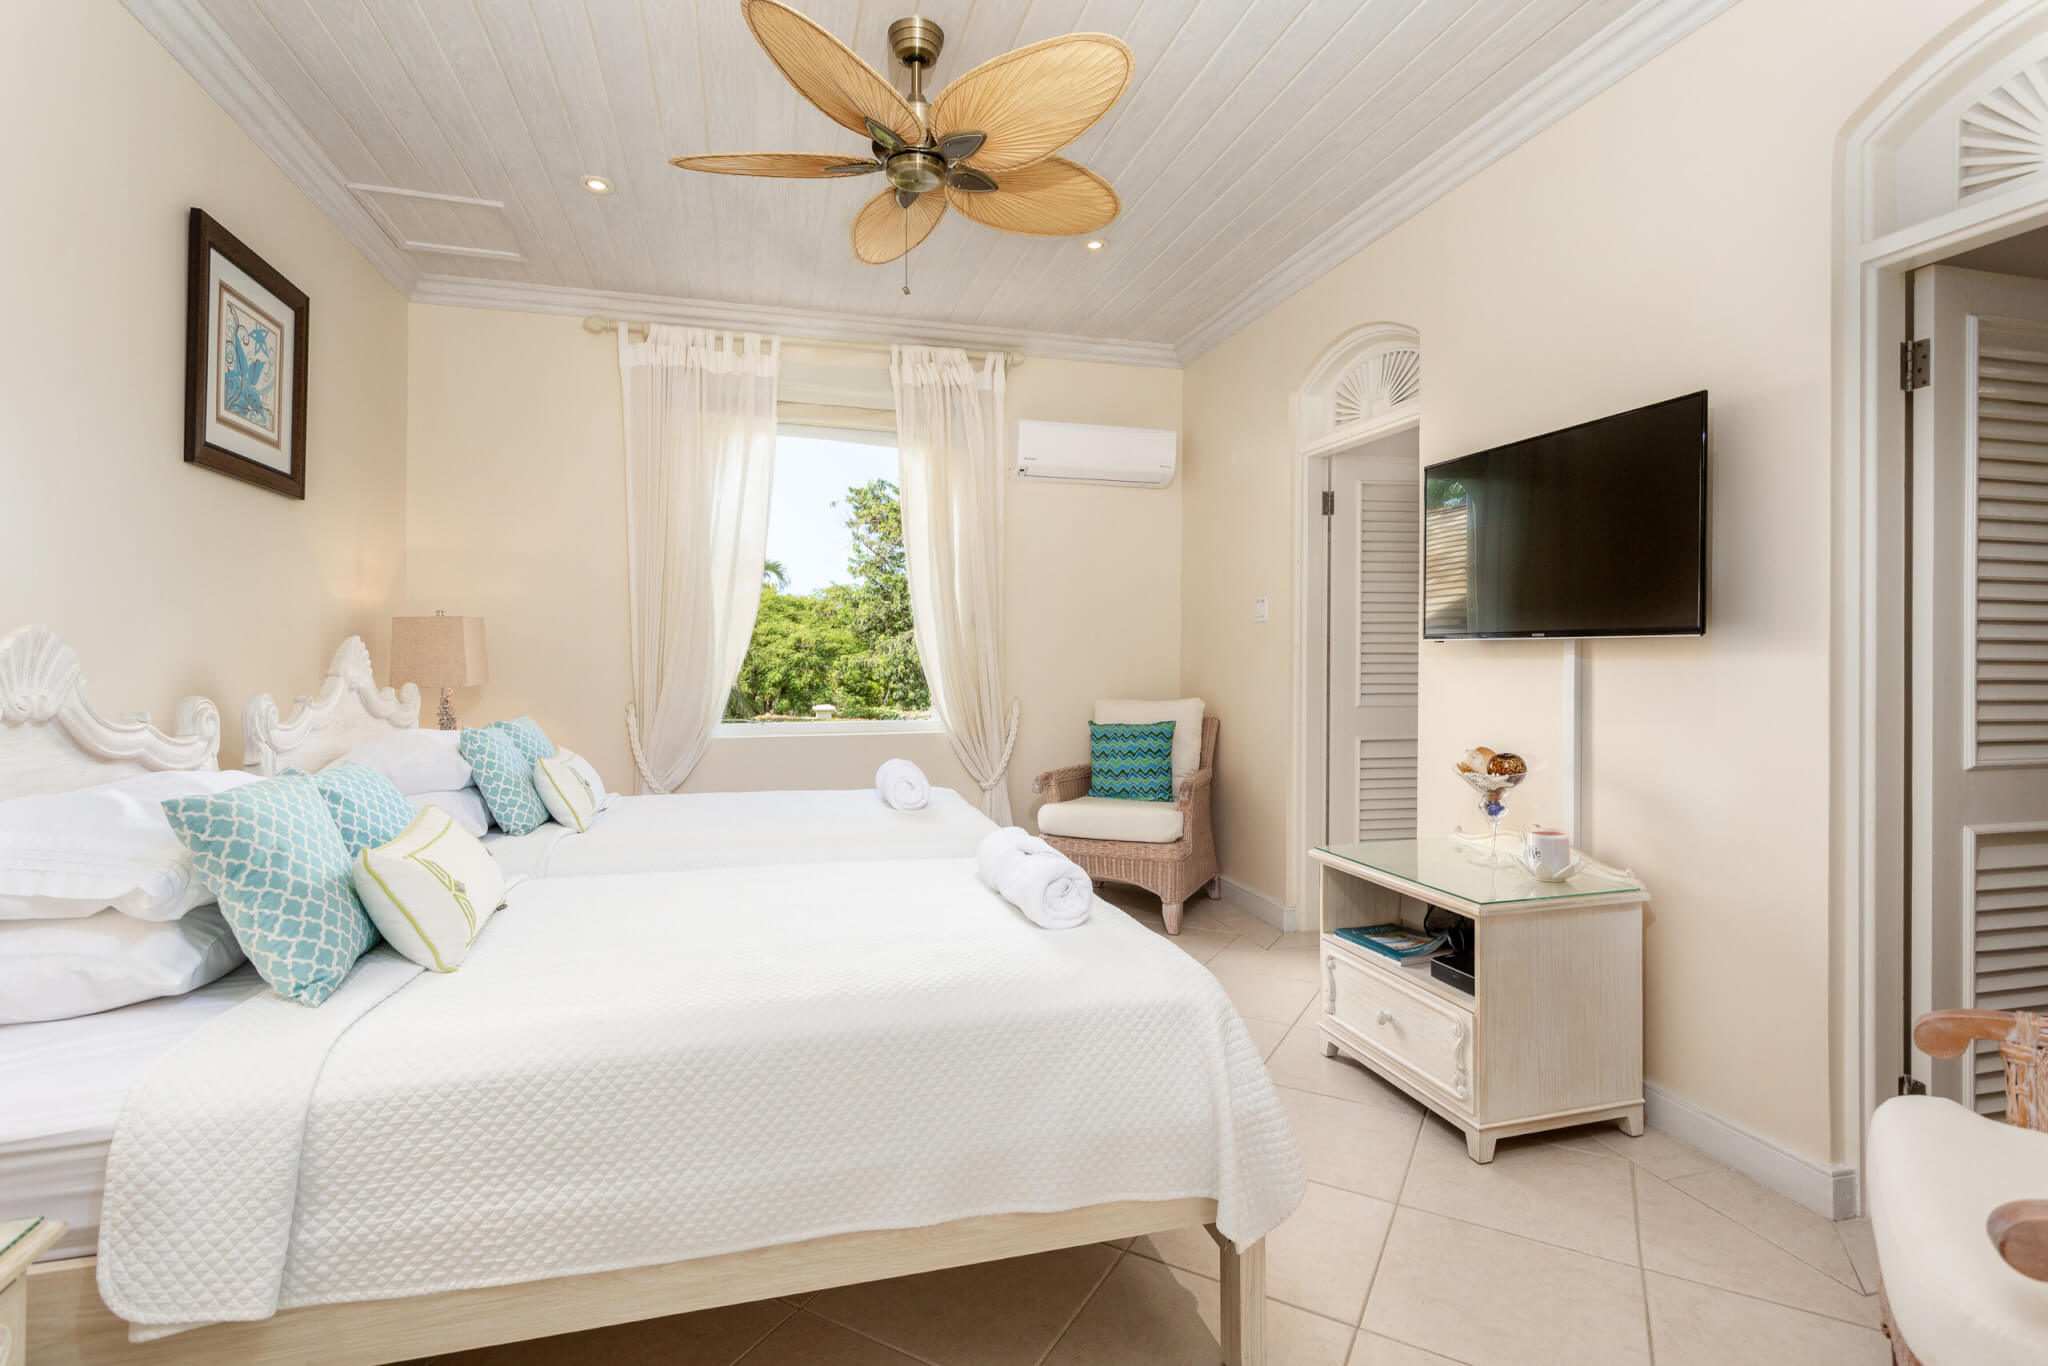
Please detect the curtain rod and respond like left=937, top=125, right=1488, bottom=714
left=580, top=315, right=1024, bottom=368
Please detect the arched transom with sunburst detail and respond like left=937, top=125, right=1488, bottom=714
left=1297, top=324, right=1422, bottom=459
left=1961, top=58, right=2048, bottom=201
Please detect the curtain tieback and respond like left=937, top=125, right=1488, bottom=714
left=976, top=699, right=1023, bottom=791
left=624, top=701, right=671, bottom=795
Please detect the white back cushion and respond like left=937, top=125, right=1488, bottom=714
left=326, top=730, right=472, bottom=796
left=1093, top=699, right=1206, bottom=784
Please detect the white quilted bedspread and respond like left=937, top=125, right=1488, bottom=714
left=95, top=859, right=1303, bottom=1336
left=487, top=787, right=997, bottom=880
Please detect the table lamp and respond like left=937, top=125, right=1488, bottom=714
left=389, top=612, right=488, bottom=730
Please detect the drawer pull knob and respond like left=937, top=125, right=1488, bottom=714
left=1375, top=1010, right=1394, bottom=1025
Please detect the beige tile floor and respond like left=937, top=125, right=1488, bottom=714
left=410, top=891, right=1889, bottom=1366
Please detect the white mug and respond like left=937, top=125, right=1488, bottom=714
left=1525, top=828, right=1573, bottom=878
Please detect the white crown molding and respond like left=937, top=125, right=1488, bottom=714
left=1172, top=0, right=1742, bottom=364
left=410, top=276, right=1184, bottom=369
left=121, top=0, right=418, bottom=294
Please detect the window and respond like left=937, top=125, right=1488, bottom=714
left=724, top=432, right=931, bottom=726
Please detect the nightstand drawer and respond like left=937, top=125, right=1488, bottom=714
left=1325, top=949, right=1473, bottom=1108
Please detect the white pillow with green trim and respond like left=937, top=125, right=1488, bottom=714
left=532, top=749, right=601, bottom=833
left=350, top=806, right=507, bottom=972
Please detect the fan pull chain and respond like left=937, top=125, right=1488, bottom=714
left=903, top=211, right=912, bottom=295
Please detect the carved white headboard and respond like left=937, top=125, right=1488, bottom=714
left=242, top=637, right=420, bottom=776
left=0, top=626, right=222, bottom=801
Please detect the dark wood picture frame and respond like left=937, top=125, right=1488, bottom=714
left=184, top=208, right=310, bottom=499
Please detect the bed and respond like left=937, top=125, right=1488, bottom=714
left=8, top=627, right=1300, bottom=1365
left=242, top=637, right=998, bottom=878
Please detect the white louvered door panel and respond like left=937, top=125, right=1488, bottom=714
left=1908, top=269, right=2048, bottom=1105
left=1326, top=431, right=1420, bottom=846
left=1973, top=332, right=2048, bottom=767
left=1969, top=827, right=2048, bottom=1118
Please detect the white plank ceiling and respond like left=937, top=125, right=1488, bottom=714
left=136, top=0, right=1728, bottom=361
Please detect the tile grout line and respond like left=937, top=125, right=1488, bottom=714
left=1667, top=1172, right=1869, bottom=1292
left=1633, top=1163, right=1657, bottom=1366
left=725, top=1298, right=804, bottom=1366
left=808, top=1307, right=947, bottom=1366
left=1640, top=1173, right=1881, bottom=1329
left=1031, top=1245, right=1128, bottom=1366
left=1354, top=1102, right=1425, bottom=1332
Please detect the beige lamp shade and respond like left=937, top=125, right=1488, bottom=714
left=389, top=615, right=488, bottom=690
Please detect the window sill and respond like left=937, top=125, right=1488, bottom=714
left=714, top=718, right=946, bottom=739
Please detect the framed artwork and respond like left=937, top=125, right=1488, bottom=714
left=184, top=208, right=310, bottom=498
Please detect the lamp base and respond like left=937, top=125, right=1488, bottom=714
left=436, top=688, right=457, bottom=731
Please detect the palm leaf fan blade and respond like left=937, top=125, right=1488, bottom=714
left=929, top=34, right=1132, bottom=173
left=670, top=152, right=879, bottom=178
left=741, top=0, right=924, bottom=147
left=945, top=157, right=1118, bottom=236
left=850, top=188, right=948, bottom=265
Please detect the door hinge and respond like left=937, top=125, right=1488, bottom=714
left=1320, top=489, right=1335, bottom=516
left=1898, top=1074, right=1928, bottom=1096
left=1900, top=338, right=1929, bottom=391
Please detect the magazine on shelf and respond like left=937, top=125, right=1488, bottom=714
left=1333, top=923, right=1451, bottom=963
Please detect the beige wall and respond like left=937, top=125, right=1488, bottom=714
left=1180, top=0, right=1976, bottom=1163
left=0, top=1, right=409, bottom=765
left=406, top=308, right=1182, bottom=818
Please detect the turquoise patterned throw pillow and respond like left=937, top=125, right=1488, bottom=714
left=303, top=762, right=415, bottom=858
left=161, top=772, right=378, bottom=1007
left=488, top=715, right=555, bottom=764
left=1088, top=720, right=1177, bottom=803
left=460, top=726, right=549, bottom=836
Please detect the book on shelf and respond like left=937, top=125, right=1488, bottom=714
left=1333, top=923, right=1451, bottom=963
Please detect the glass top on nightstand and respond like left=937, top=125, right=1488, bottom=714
left=1315, top=838, right=1645, bottom=907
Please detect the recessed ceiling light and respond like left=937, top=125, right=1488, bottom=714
left=1085, top=239, right=1107, bottom=251
left=582, top=175, right=613, bottom=195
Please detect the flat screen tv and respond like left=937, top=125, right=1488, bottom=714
left=1422, top=391, right=1707, bottom=640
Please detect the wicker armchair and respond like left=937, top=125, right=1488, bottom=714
left=1873, top=1009, right=2048, bottom=1366
left=1032, top=715, right=1220, bottom=935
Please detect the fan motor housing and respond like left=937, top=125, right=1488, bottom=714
left=886, top=148, right=946, bottom=194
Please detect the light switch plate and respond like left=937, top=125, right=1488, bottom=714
left=1252, top=596, right=1269, bottom=623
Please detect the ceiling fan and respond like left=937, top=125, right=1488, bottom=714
left=671, top=0, right=1132, bottom=270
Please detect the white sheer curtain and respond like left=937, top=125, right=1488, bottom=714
left=891, top=345, right=1019, bottom=822
left=619, top=326, right=779, bottom=792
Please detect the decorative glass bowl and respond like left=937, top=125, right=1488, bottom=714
left=1453, top=749, right=1535, bottom=867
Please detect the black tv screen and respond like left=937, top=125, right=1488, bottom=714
left=1422, top=392, right=1707, bottom=640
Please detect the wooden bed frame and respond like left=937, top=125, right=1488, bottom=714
left=3, top=627, right=1269, bottom=1365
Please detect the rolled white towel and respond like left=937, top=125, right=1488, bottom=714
left=975, top=826, right=1092, bottom=930
left=875, top=758, right=931, bottom=811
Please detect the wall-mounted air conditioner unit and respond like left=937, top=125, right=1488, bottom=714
left=1014, top=420, right=1178, bottom=487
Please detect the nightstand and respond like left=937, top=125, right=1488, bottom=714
left=1, top=1219, right=66, bottom=1366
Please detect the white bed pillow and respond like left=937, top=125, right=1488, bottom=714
left=326, top=729, right=472, bottom=796
left=1093, top=698, right=1206, bottom=784
left=351, top=807, right=508, bottom=972
left=410, top=788, right=490, bottom=839
left=567, top=753, right=616, bottom=814
left=0, top=770, right=255, bottom=922
left=532, top=751, right=601, bottom=833
left=0, top=905, right=246, bottom=1023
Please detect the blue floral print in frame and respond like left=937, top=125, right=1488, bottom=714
left=185, top=208, right=309, bottom=498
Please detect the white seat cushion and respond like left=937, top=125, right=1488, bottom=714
left=1038, top=796, right=1185, bottom=844
left=1867, top=1095, right=2048, bottom=1366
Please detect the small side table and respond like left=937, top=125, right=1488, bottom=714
left=1, top=1219, right=66, bottom=1366
left=1312, top=839, right=1649, bottom=1162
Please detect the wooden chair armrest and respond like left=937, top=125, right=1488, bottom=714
left=1034, top=763, right=1092, bottom=803
left=1990, top=1200, right=2048, bottom=1281
left=1176, top=766, right=1214, bottom=808
left=1914, top=1009, right=2021, bottom=1059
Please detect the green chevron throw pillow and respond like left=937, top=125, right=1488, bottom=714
left=1087, top=720, right=1176, bottom=803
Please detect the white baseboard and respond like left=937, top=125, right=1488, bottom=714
left=1643, top=1081, right=1859, bottom=1219
left=1218, top=877, right=1309, bottom=934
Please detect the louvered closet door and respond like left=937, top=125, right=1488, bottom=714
left=1326, top=432, right=1420, bottom=844
left=1909, top=267, right=2048, bottom=1112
